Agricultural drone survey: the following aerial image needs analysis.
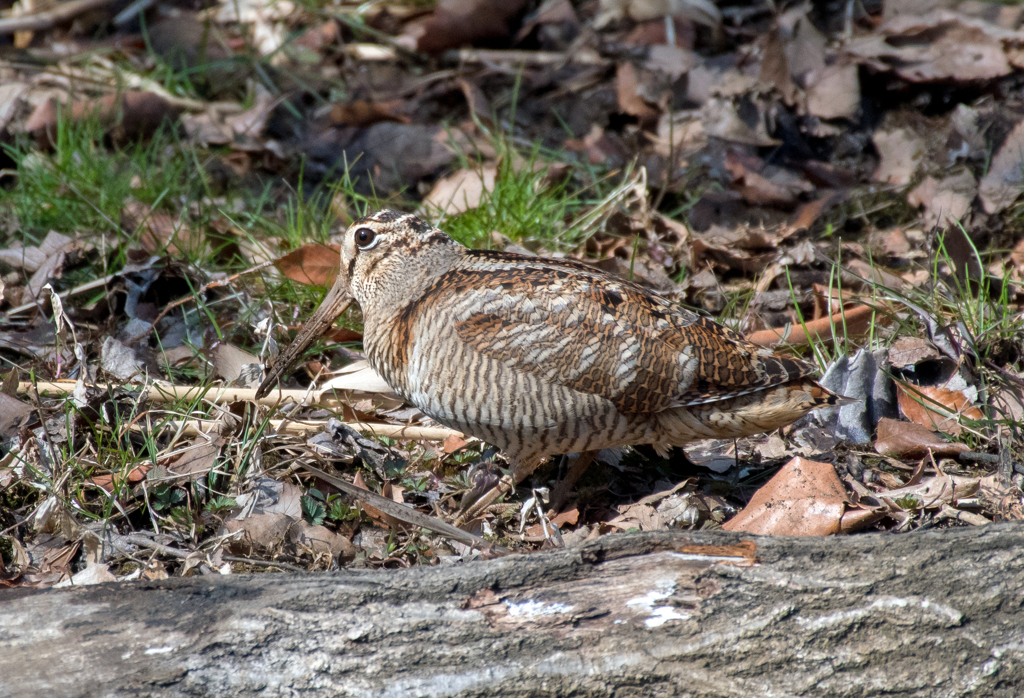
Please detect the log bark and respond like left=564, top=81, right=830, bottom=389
left=2, top=525, right=1024, bottom=697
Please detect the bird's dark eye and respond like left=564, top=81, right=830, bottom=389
left=355, top=227, right=378, bottom=250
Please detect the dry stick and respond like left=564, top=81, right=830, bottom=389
left=222, top=555, right=307, bottom=574
left=298, top=463, right=507, bottom=554
left=160, top=419, right=462, bottom=441
left=455, top=48, right=610, bottom=66
left=0, top=0, right=114, bottom=34
left=16, top=381, right=466, bottom=440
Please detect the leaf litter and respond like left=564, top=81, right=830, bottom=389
left=0, top=0, right=1022, bottom=587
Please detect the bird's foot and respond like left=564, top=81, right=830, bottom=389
left=455, top=474, right=516, bottom=527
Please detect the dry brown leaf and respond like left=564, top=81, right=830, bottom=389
left=896, top=382, right=984, bottom=436
left=26, top=91, right=178, bottom=146
left=421, top=167, right=497, bottom=217
left=760, top=25, right=798, bottom=105
left=846, top=11, right=1012, bottom=83
left=874, top=417, right=970, bottom=459
left=887, top=336, right=942, bottom=369
left=122, top=201, right=202, bottom=256
left=868, top=228, right=913, bottom=260
left=274, top=243, right=341, bottom=287
left=353, top=471, right=406, bottom=530
left=399, top=0, right=529, bottom=54
left=722, top=457, right=847, bottom=536
left=882, top=474, right=979, bottom=509
left=443, top=433, right=470, bottom=454
left=224, top=512, right=293, bottom=556
left=838, top=506, right=887, bottom=534
left=907, top=170, right=977, bottom=229
left=980, top=118, right=1024, bottom=214
left=212, top=343, right=261, bottom=384
left=615, top=62, right=663, bottom=125
left=0, top=392, right=33, bottom=439
left=0, top=231, right=75, bottom=273
left=806, top=63, right=860, bottom=120
left=872, top=127, right=925, bottom=186
left=331, top=100, right=409, bottom=128
left=287, top=521, right=357, bottom=561
left=167, top=437, right=225, bottom=483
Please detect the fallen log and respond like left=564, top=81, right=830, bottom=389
left=2, top=525, right=1023, bottom=697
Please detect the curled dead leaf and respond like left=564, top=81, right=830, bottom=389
left=896, top=382, right=984, bottom=436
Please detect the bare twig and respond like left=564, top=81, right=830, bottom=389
left=299, top=462, right=507, bottom=554
left=222, top=555, right=307, bottom=574
left=157, top=418, right=463, bottom=442
left=455, top=48, right=609, bottom=67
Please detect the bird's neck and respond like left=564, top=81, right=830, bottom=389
left=355, top=241, right=465, bottom=336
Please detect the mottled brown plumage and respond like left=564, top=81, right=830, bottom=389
left=258, top=210, right=841, bottom=517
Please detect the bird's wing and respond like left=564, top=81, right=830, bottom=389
left=450, top=254, right=816, bottom=416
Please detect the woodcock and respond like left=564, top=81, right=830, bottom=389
left=257, top=210, right=843, bottom=518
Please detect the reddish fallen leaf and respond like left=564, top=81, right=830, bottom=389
left=722, top=457, right=847, bottom=536
left=785, top=191, right=848, bottom=235
left=874, top=417, right=970, bottom=458
left=331, top=100, right=409, bottom=128
left=275, top=243, right=341, bottom=287
left=724, top=149, right=812, bottom=208
left=872, top=127, right=925, bottom=186
left=325, top=327, right=363, bottom=343
left=838, top=507, right=887, bottom=534
left=746, top=304, right=878, bottom=347
left=525, top=508, right=579, bottom=538
left=896, top=382, right=984, bottom=436
left=615, top=62, right=662, bottom=125
left=399, top=0, right=529, bottom=54
left=443, top=433, right=469, bottom=454
left=88, top=464, right=153, bottom=494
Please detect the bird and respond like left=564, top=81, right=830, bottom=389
left=257, top=209, right=844, bottom=521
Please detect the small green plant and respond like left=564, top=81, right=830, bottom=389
left=302, top=489, right=328, bottom=526
left=205, top=496, right=237, bottom=514
left=893, top=495, right=922, bottom=510
left=151, top=485, right=187, bottom=512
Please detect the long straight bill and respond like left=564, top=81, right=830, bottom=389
left=255, top=276, right=352, bottom=399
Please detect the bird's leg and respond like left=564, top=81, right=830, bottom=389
left=547, top=450, right=599, bottom=513
left=456, top=456, right=544, bottom=526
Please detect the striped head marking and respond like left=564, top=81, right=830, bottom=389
left=341, top=210, right=464, bottom=310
